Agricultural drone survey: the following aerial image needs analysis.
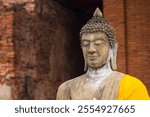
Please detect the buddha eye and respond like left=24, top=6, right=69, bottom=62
left=94, top=40, right=104, bottom=45
left=81, top=41, right=90, bottom=47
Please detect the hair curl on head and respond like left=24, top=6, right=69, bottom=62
left=80, top=8, right=117, bottom=47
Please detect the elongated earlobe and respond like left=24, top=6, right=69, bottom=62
left=84, top=61, right=88, bottom=71
left=110, top=43, right=118, bottom=70
left=110, top=54, right=117, bottom=70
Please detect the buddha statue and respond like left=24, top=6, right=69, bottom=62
left=56, top=8, right=149, bottom=100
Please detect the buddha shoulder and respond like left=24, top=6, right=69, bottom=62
left=56, top=74, right=85, bottom=99
left=58, top=74, right=86, bottom=91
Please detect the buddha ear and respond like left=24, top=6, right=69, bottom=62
left=81, top=46, right=88, bottom=72
left=110, top=42, right=118, bottom=70
left=84, top=61, right=88, bottom=72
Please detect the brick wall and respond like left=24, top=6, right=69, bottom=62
left=0, top=2, right=15, bottom=99
left=103, top=0, right=150, bottom=94
left=125, top=0, right=150, bottom=92
left=103, top=0, right=127, bottom=73
left=12, top=0, right=58, bottom=99
left=0, top=0, right=85, bottom=99
left=0, top=0, right=39, bottom=99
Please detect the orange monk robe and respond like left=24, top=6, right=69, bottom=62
left=117, top=75, right=150, bottom=100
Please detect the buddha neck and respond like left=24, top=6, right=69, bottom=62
left=86, top=62, right=113, bottom=80
left=86, top=48, right=115, bottom=80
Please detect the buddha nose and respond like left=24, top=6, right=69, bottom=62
left=88, top=43, right=96, bottom=53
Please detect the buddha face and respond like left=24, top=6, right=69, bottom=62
left=81, top=31, right=110, bottom=69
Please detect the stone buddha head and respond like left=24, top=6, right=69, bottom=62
left=80, top=8, right=118, bottom=71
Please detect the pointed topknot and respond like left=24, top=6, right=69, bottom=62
left=93, top=7, right=103, bottom=17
